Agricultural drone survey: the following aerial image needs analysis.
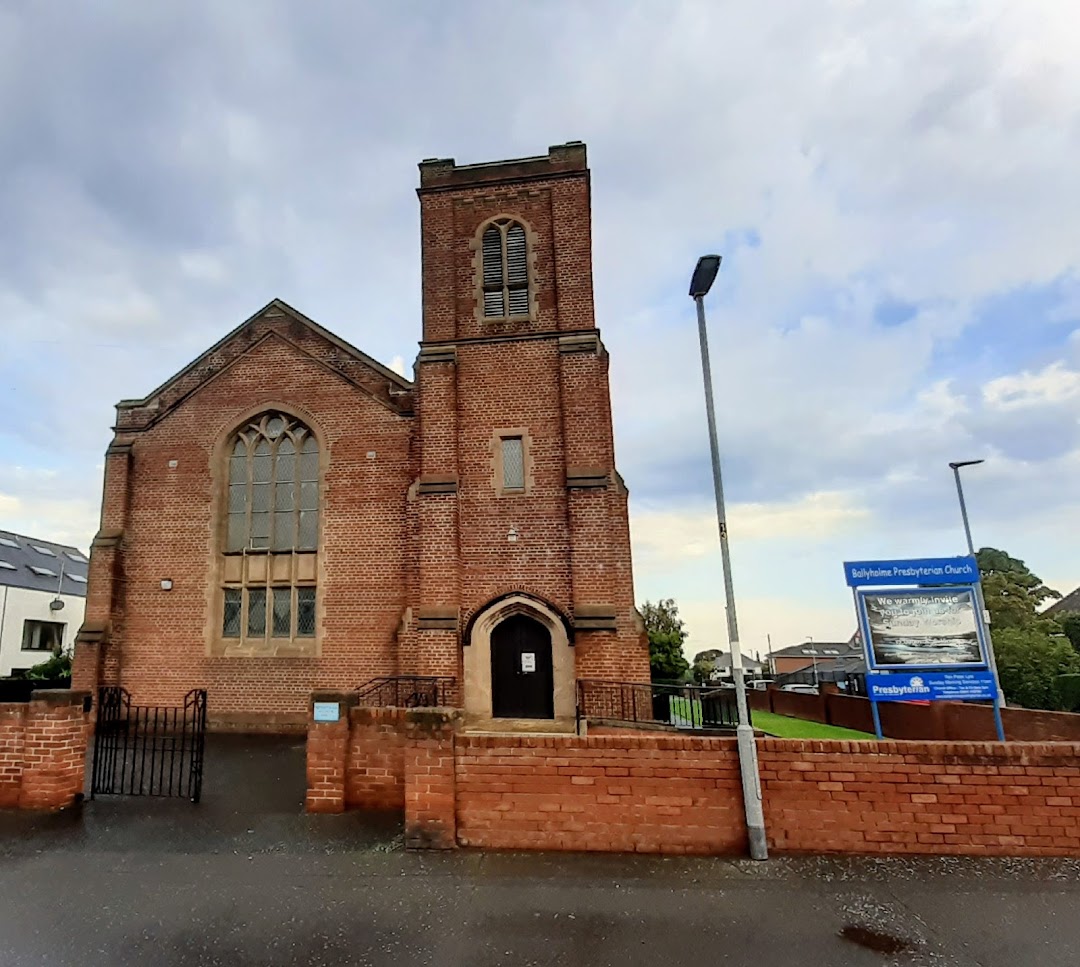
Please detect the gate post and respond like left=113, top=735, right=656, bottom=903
left=20, top=690, right=91, bottom=811
left=305, top=690, right=357, bottom=814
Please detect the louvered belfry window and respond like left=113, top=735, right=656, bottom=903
left=222, top=412, right=318, bottom=644
left=482, top=219, right=530, bottom=318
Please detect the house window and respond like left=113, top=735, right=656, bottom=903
left=501, top=437, right=525, bottom=491
left=480, top=219, right=531, bottom=319
left=22, top=620, right=64, bottom=652
left=221, top=412, right=318, bottom=646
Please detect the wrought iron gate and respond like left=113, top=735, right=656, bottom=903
left=90, top=687, right=208, bottom=801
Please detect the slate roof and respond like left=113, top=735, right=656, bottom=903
left=1046, top=587, right=1080, bottom=616
left=0, top=530, right=89, bottom=596
left=767, top=641, right=858, bottom=660
left=709, top=653, right=765, bottom=671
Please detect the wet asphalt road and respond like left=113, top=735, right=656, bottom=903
left=1, top=734, right=1078, bottom=966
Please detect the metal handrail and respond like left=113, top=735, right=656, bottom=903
left=355, top=675, right=456, bottom=708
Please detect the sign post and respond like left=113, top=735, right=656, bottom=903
left=844, top=556, right=1005, bottom=742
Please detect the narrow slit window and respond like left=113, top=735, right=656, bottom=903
left=248, top=588, right=267, bottom=638
left=296, top=588, right=316, bottom=637
left=272, top=587, right=291, bottom=637
left=223, top=588, right=242, bottom=637
left=502, top=437, right=525, bottom=491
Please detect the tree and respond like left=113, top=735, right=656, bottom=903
left=640, top=599, right=686, bottom=639
left=640, top=598, right=690, bottom=682
left=691, top=648, right=723, bottom=685
left=977, top=547, right=1061, bottom=633
left=1059, top=614, right=1080, bottom=656
left=993, top=627, right=1080, bottom=710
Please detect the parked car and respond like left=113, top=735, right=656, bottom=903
left=779, top=683, right=819, bottom=695
left=748, top=679, right=774, bottom=691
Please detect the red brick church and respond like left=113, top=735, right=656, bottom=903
left=73, top=142, right=649, bottom=730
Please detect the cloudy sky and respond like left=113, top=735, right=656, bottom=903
left=2, top=0, right=1078, bottom=660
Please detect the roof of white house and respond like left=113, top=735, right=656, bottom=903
left=0, top=530, right=89, bottom=596
left=709, top=653, right=765, bottom=671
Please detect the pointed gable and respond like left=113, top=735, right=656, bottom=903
left=115, top=299, right=413, bottom=431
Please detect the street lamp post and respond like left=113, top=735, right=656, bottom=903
left=690, top=254, right=768, bottom=861
left=949, top=460, right=1006, bottom=706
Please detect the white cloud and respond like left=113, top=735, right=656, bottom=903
left=1, top=0, right=1079, bottom=654
left=982, top=361, right=1080, bottom=411
left=0, top=491, right=97, bottom=552
left=631, top=491, right=869, bottom=565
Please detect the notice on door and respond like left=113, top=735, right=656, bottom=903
left=521, top=652, right=536, bottom=673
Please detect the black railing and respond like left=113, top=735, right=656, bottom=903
left=90, top=687, right=208, bottom=801
left=356, top=676, right=456, bottom=709
left=576, top=679, right=744, bottom=734
left=0, top=677, right=72, bottom=702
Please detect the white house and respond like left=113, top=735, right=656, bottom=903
left=0, top=530, right=88, bottom=677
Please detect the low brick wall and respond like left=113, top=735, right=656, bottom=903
left=305, top=694, right=1080, bottom=857
left=455, top=734, right=747, bottom=854
left=0, top=691, right=90, bottom=812
left=760, top=739, right=1080, bottom=856
left=755, top=687, right=1080, bottom=742
left=346, top=707, right=408, bottom=810
left=305, top=694, right=461, bottom=849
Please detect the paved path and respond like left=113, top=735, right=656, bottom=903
left=1, top=734, right=1077, bottom=966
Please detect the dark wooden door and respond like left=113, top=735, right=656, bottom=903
left=491, top=615, right=554, bottom=719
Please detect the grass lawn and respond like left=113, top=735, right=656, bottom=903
left=752, top=710, right=877, bottom=741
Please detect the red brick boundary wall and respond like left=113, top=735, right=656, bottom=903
left=305, top=696, right=461, bottom=848
left=749, top=686, right=1080, bottom=742
left=306, top=699, right=1080, bottom=857
left=0, top=691, right=90, bottom=811
left=455, top=734, right=748, bottom=854
left=760, top=738, right=1080, bottom=856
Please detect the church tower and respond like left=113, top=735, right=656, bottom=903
left=406, top=142, right=649, bottom=722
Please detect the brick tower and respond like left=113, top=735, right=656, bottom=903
left=403, top=142, right=649, bottom=722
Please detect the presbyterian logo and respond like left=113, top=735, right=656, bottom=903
left=871, top=675, right=933, bottom=697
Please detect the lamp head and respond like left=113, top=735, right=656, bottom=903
left=689, top=255, right=722, bottom=298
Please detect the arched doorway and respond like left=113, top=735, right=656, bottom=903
left=490, top=614, right=554, bottom=719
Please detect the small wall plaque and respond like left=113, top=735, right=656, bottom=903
left=313, top=701, right=340, bottom=723
left=521, top=653, right=536, bottom=673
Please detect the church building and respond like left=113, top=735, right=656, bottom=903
left=73, top=142, right=650, bottom=730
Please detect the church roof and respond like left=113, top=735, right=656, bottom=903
left=114, top=299, right=414, bottom=431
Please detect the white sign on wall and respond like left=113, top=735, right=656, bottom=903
left=521, top=653, right=536, bottom=673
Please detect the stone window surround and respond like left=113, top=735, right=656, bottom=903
left=490, top=427, right=535, bottom=496
left=207, top=403, right=327, bottom=659
left=470, top=214, right=539, bottom=325
left=463, top=595, right=575, bottom=722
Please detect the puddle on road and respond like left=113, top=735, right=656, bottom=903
left=840, top=924, right=914, bottom=955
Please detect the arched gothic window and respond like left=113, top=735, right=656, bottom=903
left=220, top=412, right=318, bottom=645
left=226, top=413, right=318, bottom=552
left=481, top=219, right=530, bottom=318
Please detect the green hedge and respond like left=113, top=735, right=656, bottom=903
left=1056, top=674, right=1080, bottom=713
